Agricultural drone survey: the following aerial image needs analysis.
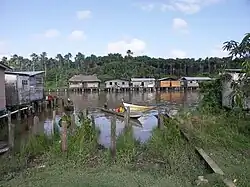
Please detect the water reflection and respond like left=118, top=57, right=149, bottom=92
left=12, top=91, right=200, bottom=148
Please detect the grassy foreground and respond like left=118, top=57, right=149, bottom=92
left=1, top=110, right=249, bottom=186
left=178, top=109, right=250, bottom=187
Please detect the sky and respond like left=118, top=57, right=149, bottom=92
left=0, top=0, right=250, bottom=59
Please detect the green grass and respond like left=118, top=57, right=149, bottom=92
left=178, top=110, right=250, bottom=186
left=0, top=163, right=194, bottom=187
left=1, top=112, right=236, bottom=187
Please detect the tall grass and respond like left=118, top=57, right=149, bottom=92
left=115, top=126, right=140, bottom=164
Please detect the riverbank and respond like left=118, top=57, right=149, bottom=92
left=1, top=109, right=249, bottom=186
left=177, top=110, right=250, bottom=186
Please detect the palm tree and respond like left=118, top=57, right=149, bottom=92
left=126, top=50, right=133, bottom=57
left=75, top=52, right=85, bottom=69
left=1, top=57, right=8, bottom=66
left=56, top=54, right=64, bottom=68
left=30, top=53, right=39, bottom=71
left=64, top=53, right=72, bottom=69
left=40, top=52, right=48, bottom=78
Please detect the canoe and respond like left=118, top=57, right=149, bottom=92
left=122, top=102, right=156, bottom=112
left=64, top=105, right=74, bottom=111
left=100, top=107, right=142, bottom=119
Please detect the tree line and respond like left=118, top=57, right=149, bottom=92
left=0, top=38, right=246, bottom=89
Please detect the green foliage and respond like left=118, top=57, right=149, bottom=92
left=222, top=33, right=250, bottom=110
left=115, top=127, right=140, bottom=164
left=178, top=110, right=250, bottom=186
left=1, top=51, right=236, bottom=89
left=199, top=78, right=222, bottom=113
left=20, top=134, right=52, bottom=157
left=67, top=118, right=99, bottom=158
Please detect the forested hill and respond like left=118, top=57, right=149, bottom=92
left=0, top=52, right=240, bottom=89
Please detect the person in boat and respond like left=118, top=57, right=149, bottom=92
left=104, top=102, right=108, bottom=109
left=115, top=105, right=125, bottom=113
left=67, top=98, right=73, bottom=105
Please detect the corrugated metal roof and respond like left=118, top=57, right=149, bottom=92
left=158, top=77, right=177, bottom=81
left=69, top=74, right=101, bottom=82
left=131, top=78, right=155, bottom=82
left=180, top=77, right=212, bottom=81
left=5, top=71, right=44, bottom=76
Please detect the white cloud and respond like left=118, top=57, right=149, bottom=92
left=161, top=0, right=224, bottom=14
left=68, top=30, right=86, bottom=41
left=44, top=29, right=60, bottom=38
left=140, top=3, right=155, bottom=11
left=170, top=49, right=187, bottom=58
left=107, top=38, right=146, bottom=56
left=210, top=45, right=229, bottom=57
left=172, top=18, right=188, bottom=32
left=32, top=29, right=60, bottom=40
left=76, top=10, right=92, bottom=20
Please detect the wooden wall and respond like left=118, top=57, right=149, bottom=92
left=159, top=80, right=181, bottom=88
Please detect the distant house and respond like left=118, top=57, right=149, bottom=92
left=157, top=77, right=181, bottom=88
left=130, top=78, right=155, bottom=88
left=180, top=77, right=212, bottom=88
left=5, top=71, right=45, bottom=107
left=105, top=79, right=130, bottom=89
left=221, top=69, right=250, bottom=109
left=68, top=75, right=100, bottom=89
left=0, top=63, right=12, bottom=112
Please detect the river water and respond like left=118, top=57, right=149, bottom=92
left=12, top=91, right=200, bottom=148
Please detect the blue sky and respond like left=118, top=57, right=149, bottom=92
left=0, top=0, right=250, bottom=59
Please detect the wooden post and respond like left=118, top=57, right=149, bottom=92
left=44, top=101, right=48, bottom=112
left=28, top=106, right=32, bottom=116
left=110, top=116, right=116, bottom=160
left=157, top=109, right=164, bottom=130
left=124, top=106, right=130, bottom=127
left=53, top=98, right=57, bottom=108
left=32, top=102, right=35, bottom=114
left=17, top=109, right=21, bottom=121
left=59, top=98, right=64, bottom=114
left=39, top=101, right=42, bottom=112
left=61, top=120, right=67, bottom=152
left=82, top=108, right=88, bottom=118
left=51, top=110, right=56, bottom=135
left=8, top=111, right=14, bottom=150
left=50, top=100, right=53, bottom=109
left=71, top=113, right=76, bottom=129
left=91, top=115, right=95, bottom=128
left=33, top=115, right=40, bottom=135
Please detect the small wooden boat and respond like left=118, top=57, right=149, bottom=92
left=122, top=101, right=156, bottom=112
left=64, top=105, right=74, bottom=111
left=99, top=107, right=142, bottom=119
left=0, top=141, right=9, bottom=154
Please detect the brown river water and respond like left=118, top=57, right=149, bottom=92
left=11, top=91, right=200, bottom=148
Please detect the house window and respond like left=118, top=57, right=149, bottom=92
left=141, top=82, right=144, bottom=87
left=115, top=82, right=117, bottom=85
left=122, top=82, right=125, bottom=85
left=36, top=77, right=43, bottom=85
left=110, top=82, right=112, bottom=85
left=22, top=80, right=28, bottom=85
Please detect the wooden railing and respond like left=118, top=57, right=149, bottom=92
left=0, top=106, right=32, bottom=119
